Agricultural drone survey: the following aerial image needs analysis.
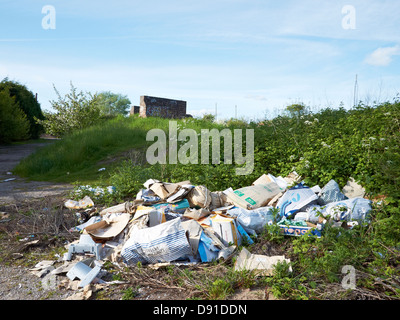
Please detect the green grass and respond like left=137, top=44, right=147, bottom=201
left=14, top=115, right=228, bottom=184
left=13, top=116, right=167, bottom=183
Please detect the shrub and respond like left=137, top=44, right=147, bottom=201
left=0, top=89, right=30, bottom=143
left=0, top=78, right=44, bottom=139
left=36, top=82, right=101, bottom=137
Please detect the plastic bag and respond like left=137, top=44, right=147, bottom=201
left=276, top=182, right=318, bottom=219
left=64, top=196, right=94, bottom=210
left=121, top=218, right=192, bottom=265
left=322, top=198, right=372, bottom=222
left=293, top=204, right=322, bottom=224
left=318, top=180, right=347, bottom=205
left=227, top=206, right=275, bottom=235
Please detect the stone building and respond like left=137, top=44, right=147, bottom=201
left=130, top=95, right=188, bottom=119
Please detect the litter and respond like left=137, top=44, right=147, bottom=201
left=74, top=186, right=115, bottom=201
left=136, top=189, right=161, bottom=203
left=66, top=259, right=103, bottom=288
left=227, top=206, right=275, bottom=235
left=65, top=234, right=102, bottom=261
left=121, top=218, right=193, bottom=265
left=276, top=182, right=318, bottom=219
left=65, top=196, right=94, bottom=210
left=51, top=172, right=372, bottom=292
left=342, top=177, right=366, bottom=199
left=234, top=247, right=291, bottom=276
left=318, top=179, right=348, bottom=205
left=210, top=191, right=230, bottom=210
left=181, top=219, right=203, bottom=257
left=183, top=207, right=211, bottom=220
left=145, top=179, right=190, bottom=200
left=187, top=185, right=212, bottom=208
left=278, top=219, right=323, bottom=238
left=0, top=211, right=11, bottom=224
left=151, top=199, right=190, bottom=214
left=252, top=173, right=288, bottom=190
left=209, top=214, right=242, bottom=246
left=30, top=260, right=55, bottom=278
left=84, top=213, right=131, bottom=240
left=225, top=182, right=282, bottom=210
left=318, top=197, right=372, bottom=222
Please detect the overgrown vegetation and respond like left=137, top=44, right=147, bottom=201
left=9, top=96, right=400, bottom=300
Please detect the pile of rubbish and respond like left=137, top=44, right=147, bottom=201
left=31, top=172, right=372, bottom=296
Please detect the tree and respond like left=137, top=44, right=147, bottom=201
left=36, top=82, right=100, bottom=137
left=97, top=91, right=131, bottom=116
left=0, top=78, right=44, bottom=139
left=286, top=103, right=306, bottom=118
left=0, top=89, right=30, bottom=143
left=202, top=113, right=216, bottom=122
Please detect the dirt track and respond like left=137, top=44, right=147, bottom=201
left=0, top=141, right=72, bottom=205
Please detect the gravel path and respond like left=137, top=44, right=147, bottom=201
left=0, top=264, right=74, bottom=300
left=0, top=141, right=72, bottom=205
left=0, top=141, right=75, bottom=300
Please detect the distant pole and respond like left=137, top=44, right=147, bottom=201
left=353, top=74, right=358, bottom=107
left=215, top=103, right=217, bottom=121
left=235, top=105, right=237, bottom=119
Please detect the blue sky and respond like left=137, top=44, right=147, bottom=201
left=1, top=0, right=400, bottom=120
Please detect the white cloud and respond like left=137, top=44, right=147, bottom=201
left=365, top=45, right=400, bottom=66
left=245, top=95, right=268, bottom=101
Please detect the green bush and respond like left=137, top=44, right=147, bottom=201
left=36, top=82, right=101, bottom=138
left=0, top=78, right=44, bottom=139
left=0, top=89, right=30, bottom=143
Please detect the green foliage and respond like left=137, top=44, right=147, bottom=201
left=202, top=113, right=216, bottom=122
left=0, top=89, right=30, bottom=143
left=36, top=82, right=101, bottom=137
left=254, top=101, right=400, bottom=201
left=285, top=103, right=307, bottom=118
left=206, top=278, right=234, bottom=300
left=97, top=91, right=131, bottom=116
left=0, top=78, right=44, bottom=140
left=121, top=287, right=139, bottom=300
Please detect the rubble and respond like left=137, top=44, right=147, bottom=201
left=52, top=173, right=372, bottom=296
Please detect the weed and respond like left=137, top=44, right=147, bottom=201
left=122, top=287, right=139, bottom=300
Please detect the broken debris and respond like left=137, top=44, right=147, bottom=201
left=37, top=172, right=373, bottom=297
